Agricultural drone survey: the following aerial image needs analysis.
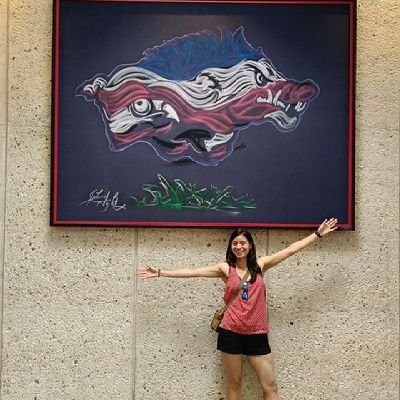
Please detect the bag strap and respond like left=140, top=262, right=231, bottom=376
left=221, top=269, right=250, bottom=312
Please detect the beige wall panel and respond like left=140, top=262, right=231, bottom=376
left=2, top=303, right=133, bottom=399
left=0, top=124, right=5, bottom=344
left=0, top=0, right=9, bottom=392
left=7, top=1, right=52, bottom=127
left=135, top=228, right=267, bottom=400
left=356, top=2, right=399, bottom=131
left=267, top=230, right=398, bottom=400
left=0, top=0, right=8, bottom=273
left=0, top=0, right=7, bottom=125
left=2, top=122, right=136, bottom=399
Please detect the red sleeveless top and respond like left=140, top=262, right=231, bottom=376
left=220, top=266, right=269, bottom=334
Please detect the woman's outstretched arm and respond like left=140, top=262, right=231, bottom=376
left=137, top=262, right=229, bottom=279
left=259, top=218, right=338, bottom=272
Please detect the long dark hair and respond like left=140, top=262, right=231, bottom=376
left=226, top=228, right=262, bottom=283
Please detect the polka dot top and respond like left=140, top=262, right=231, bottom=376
left=220, top=266, right=269, bottom=334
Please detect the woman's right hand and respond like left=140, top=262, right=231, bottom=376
left=137, top=265, right=159, bottom=279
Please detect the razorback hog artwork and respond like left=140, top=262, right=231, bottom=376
left=77, top=28, right=319, bottom=166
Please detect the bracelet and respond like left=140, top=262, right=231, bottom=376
left=157, top=268, right=161, bottom=277
left=314, top=231, right=322, bottom=238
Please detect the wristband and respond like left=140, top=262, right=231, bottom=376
left=157, top=268, right=161, bottom=277
left=314, top=231, right=322, bottom=238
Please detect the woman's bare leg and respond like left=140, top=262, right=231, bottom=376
left=247, top=354, right=279, bottom=400
left=221, top=352, right=243, bottom=400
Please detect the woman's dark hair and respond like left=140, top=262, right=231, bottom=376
left=226, top=228, right=262, bottom=283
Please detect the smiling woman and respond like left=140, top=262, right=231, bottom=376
left=137, top=218, right=338, bottom=400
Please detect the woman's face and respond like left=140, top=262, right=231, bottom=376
left=231, top=234, right=251, bottom=259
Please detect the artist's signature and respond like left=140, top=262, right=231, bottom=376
left=80, top=189, right=127, bottom=212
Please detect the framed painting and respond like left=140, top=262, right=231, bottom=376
left=51, top=0, right=356, bottom=228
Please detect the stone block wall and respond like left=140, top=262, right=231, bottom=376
left=0, top=1, right=398, bottom=399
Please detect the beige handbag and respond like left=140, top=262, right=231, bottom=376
left=210, top=270, right=250, bottom=331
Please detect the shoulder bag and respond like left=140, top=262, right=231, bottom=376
left=210, top=269, right=250, bottom=331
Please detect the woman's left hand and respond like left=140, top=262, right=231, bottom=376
left=317, top=218, right=338, bottom=237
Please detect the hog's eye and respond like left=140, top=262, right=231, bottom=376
left=131, top=99, right=152, bottom=116
left=255, top=71, right=271, bottom=87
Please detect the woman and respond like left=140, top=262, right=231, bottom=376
left=137, top=218, right=338, bottom=400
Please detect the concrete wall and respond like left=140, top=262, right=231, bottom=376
left=0, top=1, right=398, bottom=399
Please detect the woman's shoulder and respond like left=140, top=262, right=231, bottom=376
left=257, top=256, right=269, bottom=271
left=215, top=262, right=230, bottom=279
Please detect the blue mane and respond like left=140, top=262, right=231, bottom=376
left=136, top=27, right=265, bottom=81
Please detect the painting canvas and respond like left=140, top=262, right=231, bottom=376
left=51, top=0, right=356, bottom=228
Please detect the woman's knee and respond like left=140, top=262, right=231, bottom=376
left=227, top=373, right=242, bottom=390
left=261, top=378, right=278, bottom=396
